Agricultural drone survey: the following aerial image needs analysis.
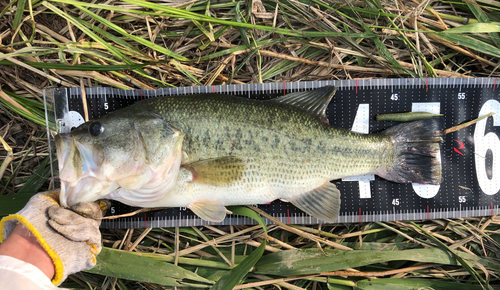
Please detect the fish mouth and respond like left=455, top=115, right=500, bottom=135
left=55, top=133, right=72, bottom=174
left=55, top=133, right=85, bottom=207
left=55, top=133, right=71, bottom=207
left=60, top=177, right=118, bottom=208
left=55, top=133, right=116, bottom=207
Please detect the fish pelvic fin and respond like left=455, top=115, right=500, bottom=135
left=184, top=157, right=245, bottom=186
left=188, top=201, right=229, bottom=222
left=267, top=86, right=337, bottom=123
left=287, top=182, right=341, bottom=223
left=377, top=118, right=444, bottom=185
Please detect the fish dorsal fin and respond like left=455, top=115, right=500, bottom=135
left=268, top=86, right=337, bottom=122
left=189, top=201, right=229, bottom=222
left=286, top=182, right=341, bottom=223
left=184, top=156, right=245, bottom=186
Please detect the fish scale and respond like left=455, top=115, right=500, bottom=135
left=150, top=94, right=391, bottom=186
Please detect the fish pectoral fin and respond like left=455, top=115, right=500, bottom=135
left=184, top=157, right=245, bottom=186
left=287, top=182, right=341, bottom=223
left=267, top=86, right=337, bottom=124
left=188, top=202, right=227, bottom=222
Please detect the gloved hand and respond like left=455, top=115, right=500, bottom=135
left=0, top=190, right=103, bottom=286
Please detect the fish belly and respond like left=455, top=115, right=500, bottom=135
left=159, top=177, right=327, bottom=208
left=158, top=147, right=384, bottom=208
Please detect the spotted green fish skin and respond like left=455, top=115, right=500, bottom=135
left=57, top=86, right=443, bottom=222
left=142, top=94, right=392, bottom=182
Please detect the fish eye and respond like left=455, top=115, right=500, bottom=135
left=89, top=121, right=105, bottom=136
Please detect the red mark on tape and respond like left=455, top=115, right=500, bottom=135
left=454, top=140, right=465, bottom=156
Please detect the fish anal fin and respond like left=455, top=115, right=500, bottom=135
left=184, top=156, right=245, bottom=186
left=189, top=201, right=228, bottom=222
left=267, top=86, right=337, bottom=121
left=287, top=182, right=341, bottom=223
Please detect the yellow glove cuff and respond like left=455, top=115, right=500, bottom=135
left=0, top=191, right=102, bottom=286
left=0, top=214, right=65, bottom=285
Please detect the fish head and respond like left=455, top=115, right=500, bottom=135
left=56, top=110, right=184, bottom=208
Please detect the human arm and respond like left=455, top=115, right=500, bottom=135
left=0, top=191, right=103, bottom=286
left=0, top=223, right=55, bottom=279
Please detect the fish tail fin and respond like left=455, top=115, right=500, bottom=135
left=377, top=118, right=444, bottom=185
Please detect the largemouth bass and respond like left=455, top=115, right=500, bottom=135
left=55, top=86, right=443, bottom=223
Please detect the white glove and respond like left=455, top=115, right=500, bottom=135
left=0, top=190, right=103, bottom=285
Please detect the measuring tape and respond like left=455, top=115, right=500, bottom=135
left=44, top=78, right=500, bottom=229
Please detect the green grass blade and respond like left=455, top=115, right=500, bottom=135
left=192, top=20, right=214, bottom=42
left=377, top=7, right=436, bottom=77
left=228, top=207, right=267, bottom=235
left=254, top=248, right=460, bottom=276
left=0, top=94, right=47, bottom=128
left=0, top=0, right=15, bottom=21
left=12, top=0, right=26, bottom=30
left=17, top=156, right=52, bottom=194
left=72, top=4, right=189, bottom=61
left=199, top=38, right=286, bottom=61
left=193, top=2, right=215, bottom=44
left=0, top=60, right=166, bottom=71
left=210, top=240, right=265, bottom=290
left=465, top=0, right=500, bottom=48
left=42, top=1, right=132, bottom=64
left=49, top=0, right=373, bottom=39
left=198, top=26, right=231, bottom=50
left=228, top=38, right=285, bottom=83
left=443, top=23, right=500, bottom=33
left=170, top=60, right=203, bottom=86
left=0, top=193, right=35, bottom=216
left=355, top=278, right=492, bottom=290
left=88, top=247, right=213, bottom=286
left=262, top=48, right=325, bottom=80
left=436, top=32, right=500, bottom=60
left=408, top=221, right=486, bottom=287
left=359, top=22, right=416, bottom=77
left=428, top=52, right=458, bottom=66
left=4, top=90, right=46, bottom=110
left=46, top=11, right=168, bottom=88
left=75, top=21, right=143, bottom=55
left=305, top=0, right=402, bottom=19
left=132, top=251, right=238, bottom=270
left=0, top=47, right=59, bottom=61
left=234, top=1, right=251, bottom=48
left=210, top=206, right=267, bottom=290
